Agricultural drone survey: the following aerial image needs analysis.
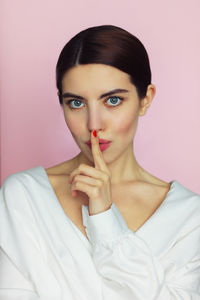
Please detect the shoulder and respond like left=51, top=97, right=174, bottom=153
left=0, top=166, right=47, bottom=209
left=175, top=181, right=200, bottom=214
left=171, top=181, right=200, bottom=205
left=45, top=160, right=75, bottom=191
left=166, top=181, right=200, bottom=229
left=0, top=167, right=46, bottom=224
left=1, top=166, right=42, bottom=191
left=45, top=159, right=76, bottom=176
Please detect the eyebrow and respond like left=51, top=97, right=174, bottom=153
left=62, top=88, right=130, bottom=100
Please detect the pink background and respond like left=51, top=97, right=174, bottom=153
left=1, top=0, right=200, bottom=193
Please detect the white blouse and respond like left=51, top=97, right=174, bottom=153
left=0, top=166, right=200, bottom=300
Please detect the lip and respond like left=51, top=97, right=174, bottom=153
left=86, top=139, right=111, bottom=152
left=99, top=142, right=111, bottom=152
left=85, top=138, right=111, bottom=145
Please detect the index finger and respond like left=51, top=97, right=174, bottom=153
left=91, top=130, right=107, bottom=171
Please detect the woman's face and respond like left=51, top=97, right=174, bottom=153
left=61, top=63, right=143, bottom=164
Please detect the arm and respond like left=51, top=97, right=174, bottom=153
left=0, top=175, right=59, bottom=300
left=82, top=203, right=200, bottom=300
left=0, top=247, right=39, bottom=300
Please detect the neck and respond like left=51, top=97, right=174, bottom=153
left=75, top=143, right=145, bottom=186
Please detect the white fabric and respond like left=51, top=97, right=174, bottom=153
left=0, top=166, right=200, bottom=300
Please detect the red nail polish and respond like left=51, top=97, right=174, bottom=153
left=93, top=130, right=97, bottom=137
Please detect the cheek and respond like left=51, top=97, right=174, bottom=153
left=114, top=109, right=139, bottom=134
left=64, top=114, right=84, bottom=136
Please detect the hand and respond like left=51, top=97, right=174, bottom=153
left=68, top=130, right=112, bottom=215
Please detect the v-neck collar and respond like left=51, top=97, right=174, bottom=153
left=38, top=166, right=179, bottom=253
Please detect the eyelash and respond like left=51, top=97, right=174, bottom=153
left=64, top=96, right=124, bottom=110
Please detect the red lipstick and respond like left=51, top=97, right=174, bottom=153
left=85, top=138, right=111, bottom=145
left=99, top=143, right=111, bottom=152
left=85, top=138, right=112, bottom=152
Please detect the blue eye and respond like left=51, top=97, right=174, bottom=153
left=65, top=96, right=124, bottom=109
left=67, top=99, right=83, bottom=109
left=106, top=96, right=123, bottom=106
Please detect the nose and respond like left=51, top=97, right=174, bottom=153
left=87, top=106, right=103, bottom=133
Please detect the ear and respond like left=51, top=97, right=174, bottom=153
left=139, top=84, right=156, bottom=116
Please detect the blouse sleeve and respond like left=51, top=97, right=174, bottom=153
left=0, top=247, right=39, bottom=300
left=0, top=175, right=60, bottom=300
left=82, top=203, right=200, bottom=300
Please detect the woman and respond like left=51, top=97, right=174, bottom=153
left=0, top=25, right=200, bottom=299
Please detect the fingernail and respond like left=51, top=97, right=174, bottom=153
left=93, top=130, right=97, bottom=137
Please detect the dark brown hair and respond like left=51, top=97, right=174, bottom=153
left=56, top=25, right=152, bottom=105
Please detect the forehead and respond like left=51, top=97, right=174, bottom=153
left=62, top=64, right=134, bottom=92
